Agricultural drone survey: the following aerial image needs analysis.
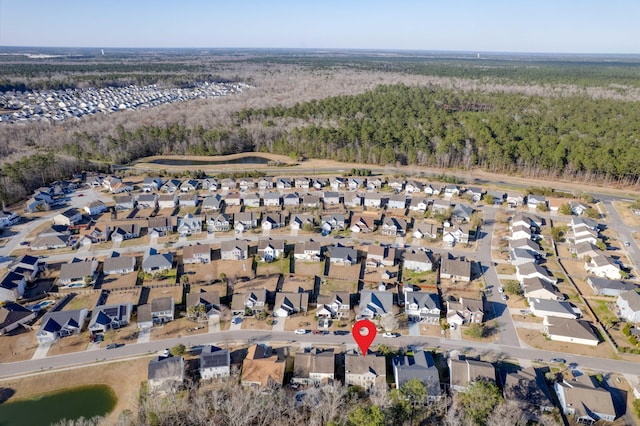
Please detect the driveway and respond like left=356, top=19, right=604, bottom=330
left=31, top=342, right=52, bottom=359
left=450, top=325, right=462, bottom=340
left=137, top=327, right=151, bottom=343
left=230, top=316, right=243, bottom=331
left=271, top=317, right=286, bottom=332
left=408, top=321, right=421, bottom=336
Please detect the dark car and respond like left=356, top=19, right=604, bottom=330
left=550, top=358, right=566, bottom=364
left=334, top=330, right=350, bottom=336
left=106, top=343, right=123, bottom=349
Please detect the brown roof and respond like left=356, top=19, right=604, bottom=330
left=293, top=348, right=335, bottom=379
left=183, top=243, right=210, bottom=259
left=186, top=289, right=220, bottom=308
left=241, top=344, right=286, bottom=388
left=449, top=359, right=495, bottom=389
left=546, top=318, right=599, bottom=342
left=441, top=256, right=471, bottom=279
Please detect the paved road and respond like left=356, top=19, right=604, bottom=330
left=2, top=329, right=639, bottom=380
left=600, top=199, right=640, bottom=273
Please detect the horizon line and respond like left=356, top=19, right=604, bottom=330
left=1, top=45, right=640, bottom=57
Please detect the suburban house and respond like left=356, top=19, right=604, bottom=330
left=616, top=290, right=640, bottom=323
left=276, top=178, right=293, bottom=190
left=366, top=245, right=397, bottom=268
left=294, top=240, right=322, bottom=262
left=364, top=193, right=384, bottom=209
left=321, top=214, right=346, bottom=231
left=543, top=317, right=599, bottom=346
left=554, top=375, right=616, bottom=423
left=221, top=239, right=249, bottom=260
left=157, top=194, right=178, bottom=209
left=88, top=303, right=133, bottom=333
left=412, top=221, right=439, bottom=240
left=350, top=214, right=376, bottom=233
left=587, top=277, right=638, bottom=297
left=141, top=250, right=173, bottom=273
left=423, top=184, right=440, bottom=195
left=257, top=238, right=285, bottom=262
left=273, top=292, right=309, bottom=317
left=199, top=345, right=231, bottom=380
left=103, top=254, right=136, bottom=276
left=234, top=212, right=259, bottom=230
left=442, top=224, right=472, bottom=246
left=0, top=302, right=36, bottom=335
left=585, top=255, right=621, bottom=279
left=380, top=216, right=407, bottom=236
left=343, top=192, right=363, bottom=208
left=30, top=234, right=70, bottom=250
left=527, top=195, right=547, bottom=209
left=178, top=193, right=198, bottom=207
left=443, top=184, right=460, bottom=198
left=510, top=248, right=538, bottom=266
left=138, top=297, right=175, bottom=329
left=316, top=292, right=350, bottom=319
left=84, top=200, right=107, bottom=216
left=148, top=356, right=185, bottom=392
left=0, top=210, right=20, bottom=228
left=402, top=249, right=433, bottom=272
left=239, top=178, right=256, bottom=191
left=503, top=367, right=554, bottom=412
left=263, top=191, right=281, bottom=207
left=295, top=177, right=310, bottom=189
left=58, top=258, right=98, bottom=286
left=221, top=178, right=237, bottom=191
left=242, top=193, right=261, bottom=208
left=147, top=216, right=176, bottom=236
left=572, top=242, right=600, bottom=261
left=431, top=199, right=451, bottom=215
left=110, top=224, right=141, bottom=242
left=448, top=358, right=495, bottom=392
left=0, top=272, right=26, bottom=302
left=511, top=224, right=533, bottom=241
left=225, top=192, right=241, bottom=206
left=114, top=195, right=136, bottom=211
left=258, top=178, right=273, bottom=190
left=323, top=191, right=340, bottom=206
left=440, top=256, right=472, bottom=282
left=160, top=179, right=181, bottom=193
left=241, top=344, right=287, bottom=389
left=516, top=263, right=557, bottom=285
left=231, top=289, right=266, bottom=316
left=358, top=290, right=394, bottom=319
left=262, top=212, right=286, bottom=230
left=102, top=175, right=122, bottom=192
left=404, top=180, right=424, bottom=194
left=290, top=214, right=314, bottom=231
left=202, top=178, right=219, bottom=191
left=446, top=297, right=484, bottom=325
left=345, top=350, right=386, bottom=392
left=36, top=308, right=88, bottom=344
left=202, top=194, right=224, bottom=211
left=387, top=193, right=407, bottom=210
left=283, top=193, right=300, bottom=207
left=9, top=254, right=46, bottom=281
left=186, top=289, right=221, bottom=324
left=572, top=227, right=599, bottom=245
left=510, top=238, right=544, bottom=257
left=136, top=193, right=158, bottom=209
left=183, top=243, right=211, bottom=264
left=522, top=277, right=563, bottom=301
left=512, top=212, right=542, bottom=231
left=142, top=177, right=162, bottom=192
left=330, top=177, right=347, bottom=191
left=451, top=203, right=473, bottom=223
left=393, top=350, right=441, bottom=400
left=507, top=193, right=525, bottom=208
left=180, top=179, right=199, bottom=192
left=292, top=348, right=336, bottom=385
left=177, top=213, right=203, bottom=236
left=486, top=190, right=506, bottom=205
left=206, top=213, right=231, bottom=232
left=529, top=298, right=580, bottom=319
left=329, top=245, right=358, bottom=266
left=53, top=208, right=82, bottom=226
left=404, top=289, right=441, bottom=324
left=302, top=194, right=320, bottom=208
left=409, top=197, right=430, bottom=213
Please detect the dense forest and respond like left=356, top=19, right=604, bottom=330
left=2, top=50, right=640, bottom=205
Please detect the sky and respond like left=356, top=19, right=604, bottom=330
left=0, top=0, right=638, bottom=54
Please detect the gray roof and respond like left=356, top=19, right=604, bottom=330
left=330, top=245, right=357, bottom=262
left=148, top=356, right=184, bottom=380
left=103, top=255, right=136, bottom=274
left=504, top=367, right=553, bottom=409
left=37, top=308, right=87, bottom=336
left=0, top=302, right=35, bottom=331
left=59, top=259, right=94, bottom=282
left=546, top=318, right=599, bottom=342
left=359, top=290, right=394, bottom=315
left=587, top=277, right=637, bottom=294
left=440, top=256, right=471, bottom=279
left=530, top=298, right=577, bottom=317
left=200, top=345, right=230, bottom=369
left=142, top=252, right=173, bottom=270
left=151, top=297, right=174, bottom=313
left=294, top=348, right=335, bottom=378
left=405, top=292, right=440, bottom=310
left=619, top=290, right=640, bottom=311
left=393, top=350, right=440, bottom=396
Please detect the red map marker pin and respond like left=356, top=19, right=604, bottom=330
left=352, top=319, right=377, bottom=357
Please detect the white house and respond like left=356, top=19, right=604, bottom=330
left=616, top=290, right=640, bottom=323
left=585, top=255, right=621, bottom=279
left=199, top=345, right=231, bottom=380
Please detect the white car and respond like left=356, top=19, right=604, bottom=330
left=294, top=329, right=308, bottom=335
left=501, top=295, right=508, bottom=301
left=498, top=287, right=504, bottom=293
left=382, top=332, right=397, bottom=338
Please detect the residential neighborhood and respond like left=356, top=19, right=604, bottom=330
left=0, top=169, right=639, bottom=425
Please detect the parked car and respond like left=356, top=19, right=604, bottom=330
left=160, top=348, right=171, bottom=357
left=294, top=329, right=308, bottom=335
left=550, top=358, right=566, bottom=364
left=501, top=295, right=508, bottom=301
left=382, top=332, right=397, bottom=338
left=106, top=343, right=123, bottom=349
left=334, top=330, right=350, bottom=336
left=498, top=287, right=504, bottom=293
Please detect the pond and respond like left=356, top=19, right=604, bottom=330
left=148, top=155, right=273, bottom=166
left=0, top=384, right=117, bottom=426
